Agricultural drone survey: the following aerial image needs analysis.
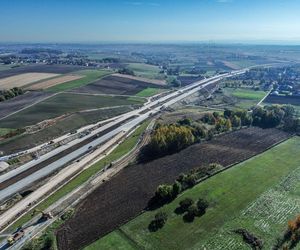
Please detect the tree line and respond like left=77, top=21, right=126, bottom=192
left=0, top=87, right=24, bottom=102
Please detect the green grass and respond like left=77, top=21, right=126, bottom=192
left=47, top=69, right=112, bottom=92
left=8, top=120, right=150, bottom=231
left=94, top=137, right=300, bottom=250
left=0, top=93, right=144, bottom=128
left=0, top=128, right=14, bottom=137
left=127, top=63, right=163, bottom=80
left=229, top=88, right=267, bottom=100
left=135, top=88, right=164, bottom=97
left=84, top=230, right=136, bottom=250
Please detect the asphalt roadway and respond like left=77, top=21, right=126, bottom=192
left=0, top=70, right=245, bottom=203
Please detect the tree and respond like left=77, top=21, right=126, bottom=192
left=149, top=212, right=168, bottom=232
left=155, top=184, right=174, bottom=202
left=173, top=181, right=182, bottom=196
left=225, top=118, right=232, bottom=131
left=197, top=198, right=209, bottom=215
left=179, top=198, right=194, bottom=212
left=231, top=115, right=241, bottom=128
left=187, top=204, right=199, bottom=217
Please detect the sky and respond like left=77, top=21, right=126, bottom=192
left=1, top=0, right=300, bottom=43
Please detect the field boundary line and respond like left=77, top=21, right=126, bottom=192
left=0, top=92, right=58, bottom=121
left=193, top=133, right=294, bottom=186
left=117, top=228, right=145, bottom=250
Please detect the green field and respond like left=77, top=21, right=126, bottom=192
left=47, top=69, right=112, bottom=92
left=127, top=63, right=163, bottom=80
left=0, top=128, right=14, bottom=137
left=93, top=137, right=300, bottom=250
left=230, top=88, right=267, bottom=100
left=0, top=93, right=144, bottom=128
left=9, top=120, right=150, bottom=231
left=135, top=88, right=165, bottom=97
left=223, top=87, right=267, bottom=109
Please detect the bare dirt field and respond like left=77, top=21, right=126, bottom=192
left=0, top=64, right=86, bottom=79
left=28, top=75, right=83, bottom=90
left=0, top=91, right=52, bottom=119
left=56, top=127, right=290, bottom=250
left=0, top=73, right=59, bottom=89
left=70, top=75, right=166, bottom=95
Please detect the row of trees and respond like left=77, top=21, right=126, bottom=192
left=149, top=164, right=221, bottom=209
left=117, top=68, right=135, bottom=76
left=141, top=105, right=299, bottom=163
left=140, top=124, right=195, bottom=161
left=0, top=87, right=24, bottom=102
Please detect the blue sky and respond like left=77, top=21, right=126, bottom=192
left=1, top=0, right=300, bottom=43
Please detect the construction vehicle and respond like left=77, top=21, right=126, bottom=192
left=6, top=229, right=25, bottom=245
left=31, top=209, right=53, bottom=221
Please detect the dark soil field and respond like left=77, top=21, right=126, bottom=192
left=0, top=64, right=86, bottom=79
left=56, top=127, right=290, bottom=250
left=178, top=75, right=204, bottom=86
left=264, top=95, right=300, bottom=106
left=70, top=75, right=165, bottom=95
left=0, top=91, right=52, bottom=119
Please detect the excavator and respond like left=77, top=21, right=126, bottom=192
left=31, top=209, right=53, bottom=221
left=2, top=209, right=53, bottom=246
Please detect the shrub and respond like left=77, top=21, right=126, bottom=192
left=197, top=198, right=209, bottom=215
left=148, top=212, right=168, bottom=232
left=179, top=198, right=194, bottom=212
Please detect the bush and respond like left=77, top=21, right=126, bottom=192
left=197, top=198, right=209, bottom=215
left=154, top=184, right=174, bottom=204
left=148, top=212, right=168, bottom=232
left=179, top=198, right=194, bottom=212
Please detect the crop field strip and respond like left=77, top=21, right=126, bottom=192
left=0, top=73, right=60, bottom=89
left=27, top=74, right=84, bottom=90
left=264, top=95, right=300, bottom=106
left=56, top=127, right=290, bottom=250
left=94, top=136, right=300, bottom=250
left=0, top=93, right=144, bottom=129
left=0, top=91, right=53, bottom=120
left=69, top=75, right=167, bottom=96
left=0, top=64, right=87, bottom=79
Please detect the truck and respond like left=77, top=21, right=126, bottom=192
left=7, top=229, right=25, bottom=245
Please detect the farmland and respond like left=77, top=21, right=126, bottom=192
left=0, top=92, right=144, bottom=128
left=135, top=87, right=165, bottom=97
left=46, top=69, right=112, bottom=92
left=0, top=72, right=59, bottom=89
left=0, top=91, right=52, bottom=119
left=0, top=64, right=86, bottom=79
left=28, top=74, right=83, bottom=90
left=92, top=136, right=300, bottom=250
left=264, top=95, right=300, bottom=106
left=70, top=75, right=166, bottom=96
left=127, top=63, right=164, bottom=80
left=0, top=106, right=133, bottom=154
left=56, top=127, right=290, bottom=250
